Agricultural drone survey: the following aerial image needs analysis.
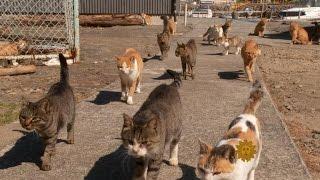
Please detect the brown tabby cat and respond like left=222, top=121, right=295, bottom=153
left=115, top=48, right=144, bottom=105
left=249, top=18, right=267, bottom=37
left=19, top=54, right=75, bottom=171
left=175, top=39, right=197, bottom=80
left=0, top=39, right=28, bottom=56
left=241, top=39, right=261, bottom=82
left=121, top=69, right=182, bottom=180
left=157, top=30, right=171, bottom=60
left=222, top=19, right=232, bottom=38
left=217, top=35, right=242, bottom=56
left=289, top=21, right=311, bottom=45
left=198, top=81, right=264, bottom=180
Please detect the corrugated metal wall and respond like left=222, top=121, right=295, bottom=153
left=79, top=0, right=176, bottom=15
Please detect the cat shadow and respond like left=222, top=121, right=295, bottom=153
left=163, top=160, right=200, bottom=180
left=85, top=145, right=134, bottom=180
left=143, top=55, right=162, bottom=63
left=89, top=90, right=121, bottom=105
left=0, top=132, right=42, bottom=170
left=200, top=43, right=213, bottom=46
left=218, top=70, right=245, bottom=80
left=263, top=31, right=291, bottom=40
left=153, top=71, right=182, bottom=80
left=205, top=52, right=223, bottom=56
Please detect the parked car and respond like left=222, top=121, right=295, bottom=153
left=191, top=8, right=213, bottom=18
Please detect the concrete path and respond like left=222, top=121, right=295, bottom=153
left=0, top=18, right=311, bottom=180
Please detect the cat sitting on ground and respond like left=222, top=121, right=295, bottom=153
left=161, top=16, right=176, bottom=35
left=198, top=80, right=264, bottom=180
left=203, top=24, right=224, bottom=45
left=241, top=39, right=261, bottom=82
left=115, top=48, right=144, bottom=105
left=141, top=13, right=152, bottom=25
left=249, top=18, right=267, bottom=37
left=222, top=19, right=232, bottom=38
left=217, top=35, right=242, bottom=56
left=19, top=54, right=75, bottom=171
left=175, top=39, right=197, bottom=80
left=289, top=21, right=311, bottom=45
left=121, top=69, right=182, bottom=180
left=157, top=30, right=171, bottom=60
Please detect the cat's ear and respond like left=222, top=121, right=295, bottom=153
left=39, top=99, right=50, bottom=113
left=199, top=139, right=212, bottom=155
left=177, top=42, right=180, bottom=47
left=123, top=113, right=133, bottom=128
left=114, top=56, right=121, bottom=61
left=147, top=116, right=158, bottom=129
left=21, top=96, right=31, bottom=107
left=181, top=43, right=186, bottom=48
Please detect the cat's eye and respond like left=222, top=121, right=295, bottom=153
left=141, top=141, right=148, bottom=145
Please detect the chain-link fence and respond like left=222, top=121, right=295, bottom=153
left=0, top=0, right=78, bottom=60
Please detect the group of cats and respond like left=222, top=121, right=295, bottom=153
left=18, top=17, right=266, bottom=180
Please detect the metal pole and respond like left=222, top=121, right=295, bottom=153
left=74, top=0, right=80, bottom=62
left=184, top=3, right=187, bottom=27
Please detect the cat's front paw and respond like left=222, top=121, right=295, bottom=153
left=121, top=92, right=127, bottom=101
left=127, top=96, right=133, bottom=105
left=66, top=138, right=74, bottom=144
left=135, top=88, right=141, bottom=94
left=40, top=163, right=52, bottom=171
left=169, top=158, right=179, bottom=166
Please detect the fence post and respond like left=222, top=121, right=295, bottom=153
left=184, top=3, right=187, bottom=27
left=74, top=0, right=80, bottom=62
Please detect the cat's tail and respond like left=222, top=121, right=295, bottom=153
left=243, top=80, right=264, bottom=115
left=59, top=53, right=69, bottom=84
left=167, top=69, right=182, bottom=88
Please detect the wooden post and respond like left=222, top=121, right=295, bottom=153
left=184, top=3, right=187, bottom=27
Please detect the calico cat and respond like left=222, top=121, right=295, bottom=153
left=115, top=48, right=144, bottom=105
left=203, top=25, right=224, bottom=45
left=222, top=19, right=232, bottom=38
left=121, top=69, right=182, bottom=180
left=197, top=80, right=264, bottom=180
left=217, top=36, right=242, bottom=56
left=175, top=39, right=197, bottom=80
left=289, top=21, right=311, bottom=45
left=249, top=18, right=267, bottom=37
left=0, top=39, right=28, bottom=56
left=157, top=30, right=171, bottom=60
left=19, top=54, right=75, bottom=171
left=241, top=39, right=261, bottom=82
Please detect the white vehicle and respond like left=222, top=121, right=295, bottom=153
left=279, top=7, right=320, bottom=20
left=191, top=8, right=213, bottom=18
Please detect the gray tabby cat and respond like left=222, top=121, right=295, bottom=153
left=19, top=54, right=75, bottom=171
left=121, top=69, right=182, bottom=180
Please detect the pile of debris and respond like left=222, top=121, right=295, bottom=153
left=79, top=14, right=151, bottom=27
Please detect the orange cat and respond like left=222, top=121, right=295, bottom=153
left=249, top=18, right=267, bottom=37
left=141, top=13, right=152, bottom=25
left=0, top=39, right=28, bottom=56
left=161, top=16, right=176, bottom=35
left=115, top=48, right=144, bottom=105
left=198, top=81, right=264, bottom=180
left=289, top=21, right=310, bottom=45
left=241, top=39, right=261, bottom=82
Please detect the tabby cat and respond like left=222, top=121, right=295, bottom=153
left=157, top=30, right=171, bottom=60
left=249, top=18, right=267, bottom=37
left=121, top=69, right=182, bottom=180
left=203, top=25, right=224, bottom=45
left=175, top=39, right=197, bottom=80
left=217, top=36, right=242, bottom=56
left=289, top=21, right=311, bottom=45
left=241, top=39, right=261, bottom=82
left=222, top=19, right=232, bottom=38
left=115, top=48, right=144, bottom=105
left=198, top=80, right=264, bottom=180
left=19, top=54, right=75, bottom=171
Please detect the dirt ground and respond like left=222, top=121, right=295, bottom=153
left=258, top=21, right=320, bottom=178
